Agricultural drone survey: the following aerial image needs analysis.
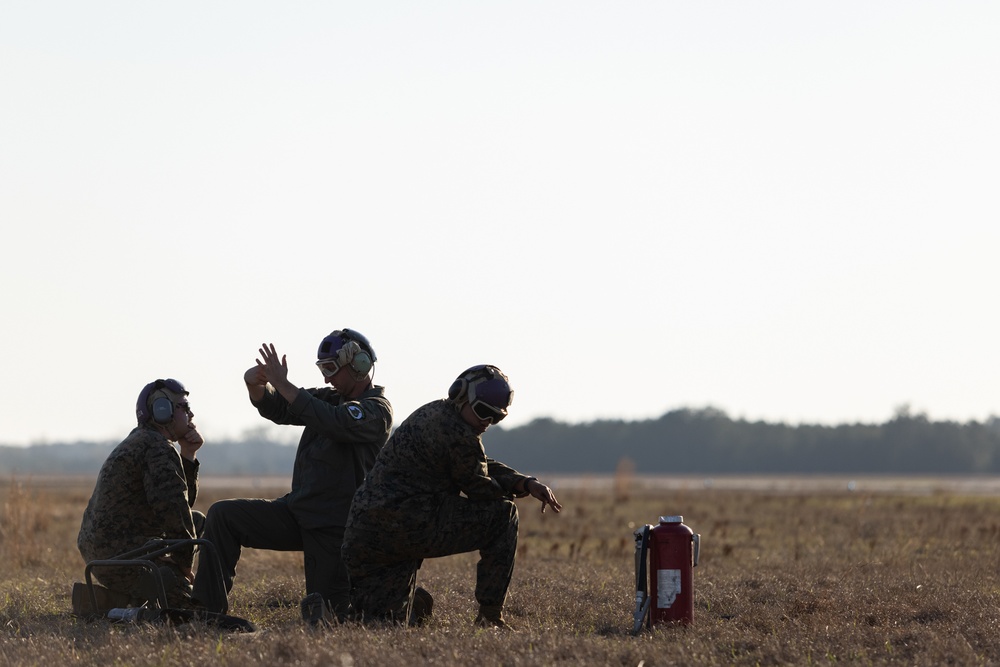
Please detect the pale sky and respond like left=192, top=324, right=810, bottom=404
left=2, top=2, right=998, bottom=447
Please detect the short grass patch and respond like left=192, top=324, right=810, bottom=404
left=3, top=477, right=1000, bottom=666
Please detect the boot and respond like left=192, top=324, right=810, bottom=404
left=475, top=604, right=512, bottom=631
left=408, top=587, right=434, bottom=626
left=301, top=592, right=335, bottom=628
left=72, top=582, right=130, bottom=616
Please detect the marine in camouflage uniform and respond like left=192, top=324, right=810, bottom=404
left=193, top=330, right=392, bottom=619
left=342, top=365, right=562, bottom=628
left=77, top=379, right=205, bottom=608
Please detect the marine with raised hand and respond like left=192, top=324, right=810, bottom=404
left=192, top=328, right=392, bottom=624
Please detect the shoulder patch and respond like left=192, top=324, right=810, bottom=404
left=347, top=404, right=365, bottom=421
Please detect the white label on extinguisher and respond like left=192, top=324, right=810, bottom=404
left=657, top=569, right=681, bottom=608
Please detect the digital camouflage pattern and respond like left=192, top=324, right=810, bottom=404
left=343, top=399, right=532, bottom=620
left=77, top=425, right=199, bottom=605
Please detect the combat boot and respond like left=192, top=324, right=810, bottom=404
left=475, top=604, right=513, bottom=631
left=71, top=581, right=130, bottom=616
left=301, top=592, right=335, bottom=627
left=408, top=587, right=434, bottom=626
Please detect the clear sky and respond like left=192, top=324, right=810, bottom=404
left=2, top=2, right=998, bottom=447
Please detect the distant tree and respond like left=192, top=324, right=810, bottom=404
left=6, top=408, right=1000, bottom=475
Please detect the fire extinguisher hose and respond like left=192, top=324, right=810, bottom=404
left=632, top=525, right=652, bottom=635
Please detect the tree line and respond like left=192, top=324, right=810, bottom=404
left=3, top=407, right=1000, bottom=476
left=487, top=407, right=1000, bottom=474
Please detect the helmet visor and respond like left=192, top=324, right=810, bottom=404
left=471, top=399, right=507, bottom=424
left=468, top=376, right=513, bottom=424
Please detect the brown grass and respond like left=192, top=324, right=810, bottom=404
left=3, top=476, right=1000, bottom=666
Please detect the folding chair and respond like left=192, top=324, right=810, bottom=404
left=78, top=538, right=254, bottom=632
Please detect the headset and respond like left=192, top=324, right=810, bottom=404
left=136, top=378, right=188, bottom=425
left=317, top=328, right=377, bottom=378
left=449, top=365, right=493, bottom=402
left=446, top=365, right=507, bottom=402
left=448, top=365, right=513, bottom=424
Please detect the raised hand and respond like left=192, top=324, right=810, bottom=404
left=244, top=364, right=268, bottom=386
left=256, top=343, right=289, bottom=386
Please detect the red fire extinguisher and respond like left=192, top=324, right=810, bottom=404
left=633, top=515, right=700, bottom=633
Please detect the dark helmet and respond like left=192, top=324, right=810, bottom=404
left=315, top=328, right=377, bottom=377
left=136, top=378, right=188, bottom=425
left=448, top=365, right=513, bottom=424
left=317, top=328, right=376, bottom=362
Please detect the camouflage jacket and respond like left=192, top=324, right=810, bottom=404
left=253, top=384, right=392, bottom=528
left=77, top=425, right=199, bottom=568
left=346, top=399, right=533, bottom=536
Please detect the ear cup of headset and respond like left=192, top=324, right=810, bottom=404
left=448, top=377, right=467, bottom=401
left=351, top=351, right=373, bottom=375
left=151, top=394, right=174, bottom=424
left=337, top=340, right=372, bottom=376
left=137, top=380, right=173, bottom=424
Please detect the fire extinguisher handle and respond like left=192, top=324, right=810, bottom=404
left=693, top=533, right=701, bottom=567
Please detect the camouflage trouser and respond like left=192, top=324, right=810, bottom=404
left=342, top=496, right=518, bottom=620
left=83, top=511, right=205, bottom=609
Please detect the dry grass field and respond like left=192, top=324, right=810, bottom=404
left=4, top=473, right=1000, bottom=666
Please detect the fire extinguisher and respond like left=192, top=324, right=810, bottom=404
left=632, top=515, right=700, bottom=633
